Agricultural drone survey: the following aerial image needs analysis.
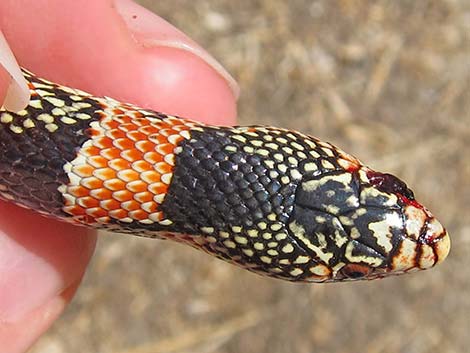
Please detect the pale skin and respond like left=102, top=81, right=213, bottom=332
left=0, top=1, right=238, bottom=352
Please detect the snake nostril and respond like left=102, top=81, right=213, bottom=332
left=367, top=171, right=415, bottom=200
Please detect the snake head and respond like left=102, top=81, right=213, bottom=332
left=291, top=165, right=450, bottom=282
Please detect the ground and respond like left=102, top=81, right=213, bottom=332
left=31, top=1, right=469, bottom=353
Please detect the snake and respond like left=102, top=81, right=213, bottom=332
left=0, top=68, right=450, bottom=283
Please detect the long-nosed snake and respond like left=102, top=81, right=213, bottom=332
left=0, top=69, right=450, bottom=282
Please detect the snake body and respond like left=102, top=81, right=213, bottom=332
left=0, top=69, right=450, bottom=282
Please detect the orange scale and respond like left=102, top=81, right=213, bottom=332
left=135, top=140, right=156, bottom=153
left=103, top=178, right=126, bottom=191
left=133, top=117, right=150, bottom=126
left=149, top=211, right=164, bottom=222
left=159, top=128, right=179, bottom=137
left=89, top=188, right=113, bottom=200
left=77, top=196, right=100, bottom=208
left=109, top=208, right=128, bottom=220
left=103, top=119, right=120, bottom=129
left=67, top=185, right=90, bottom=197
left=100, top=199, right=122, bottom=211
left=141, top=201, right=158, bottom=213
left=127, top=130, right=148, bottom=142
left=129, top=210, right=149, bottom=221
left=63, top=205, right=86, bottom=216
left=93, top=167, right=117, bottom=181
left=113, top=108, right=125, bottom=115
left=132, top=160, right=153, bottom=172
left=141, top=170, right=161, bottom=184
left=81, top=177, right=104, bottom=190
left=101, top=147, right=122, bottom=160
left=108, top=158, right=132, bottom=171
left=87, top=128, right=103, bottom=138
left=87, top=155, right=108, bottom=168
left=72, top=164, right=94, bottom=178
left=154, top=162, right=172, bottom=174
left=126, top=180, right=148, bottom=193
left=148, top=133, right=168, bottom=145
left=117, top=169, right=139, bottom=182
left=114, top=115, right=132, bottom=124
left=143, top=151, right=164, bottom=164
left=121, top=149, right=142, bottom=162
left=105, top=129, right=126, bottom=140
left=82, top=145, right=101, bottom=157
left=140, top=125, right=160, bottom=135
left=94, top=136, right=114, bottom=149
left=134, top=191, right=153, bottom=203
left=112, top=189, right=134, bottom=202
left=156, top=143, right=176, bottom=156
left=113, top=138, right=135, bottom=151
left=148, top=182, right=168, bottom=195
left=121, top=200, right=141, bottom=211
left=86, top=207, right=108, bottom=219
left=118, top=123, right=139, bottom=132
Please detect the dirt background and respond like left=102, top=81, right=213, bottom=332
left=31, top=1, right=469, bottom=353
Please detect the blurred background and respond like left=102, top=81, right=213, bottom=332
left=31, top=1, right=469, bottom=353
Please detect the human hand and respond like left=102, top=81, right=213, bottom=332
left=0, top=1, right=238, bottom=352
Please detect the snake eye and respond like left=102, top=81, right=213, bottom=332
left=340, top=264, right=372, bottom=279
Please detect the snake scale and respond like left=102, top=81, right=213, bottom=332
left=0, top=69, right=450, bottom=282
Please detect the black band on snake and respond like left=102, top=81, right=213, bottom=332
left=0, top=69, right=450, bottom=282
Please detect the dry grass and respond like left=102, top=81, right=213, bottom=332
left=32, top=1, right=470, bottom=353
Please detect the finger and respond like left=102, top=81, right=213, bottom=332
left=0, top=0, right=239, bottom=125
left=0, top=1, right=239, bottom=351
left=0, top=279, right=81, bottom=353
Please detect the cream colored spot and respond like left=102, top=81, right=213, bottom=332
left=281, top=243, right=294, bottom=253
left=310, top=264, right=330, bottom=277
left=44, top=97, right=65, bottom=107
left=29, top=99, right=43, bottom=109
left=290, top=268, right=303, bottom=276
left=254, top=242, right=265, bottom=250
left=243, top=249, right=254, bottom=257
left=290, top=169, right=302, bottom=180
left=219, top=231, right=230, bottom=238
left=223, top=240, right=236, bottom=249
left=37, top=113, right=54, bottom=124
left=201, top=227, right=215, bottom=234
left=260, top=256, right=272, bottom=264
left=22, top=118, right=35, bottom=128
left=243, top=146, right=255, bottom=153
left=231, top=226, right=242, bottom=233
left=294, top=256, right=310, bottom=264
left=0, top=113, right=13, bottom=123
left=235, top=236, right=248, bottom=245
left=303, top=162, right=318, bottom=172
left=275, top=233, right=287, bottom=240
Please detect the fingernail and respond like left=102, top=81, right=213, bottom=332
left=0, top=31, right=30, bottom=112
left=114, top=0, right=240, bottom=99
